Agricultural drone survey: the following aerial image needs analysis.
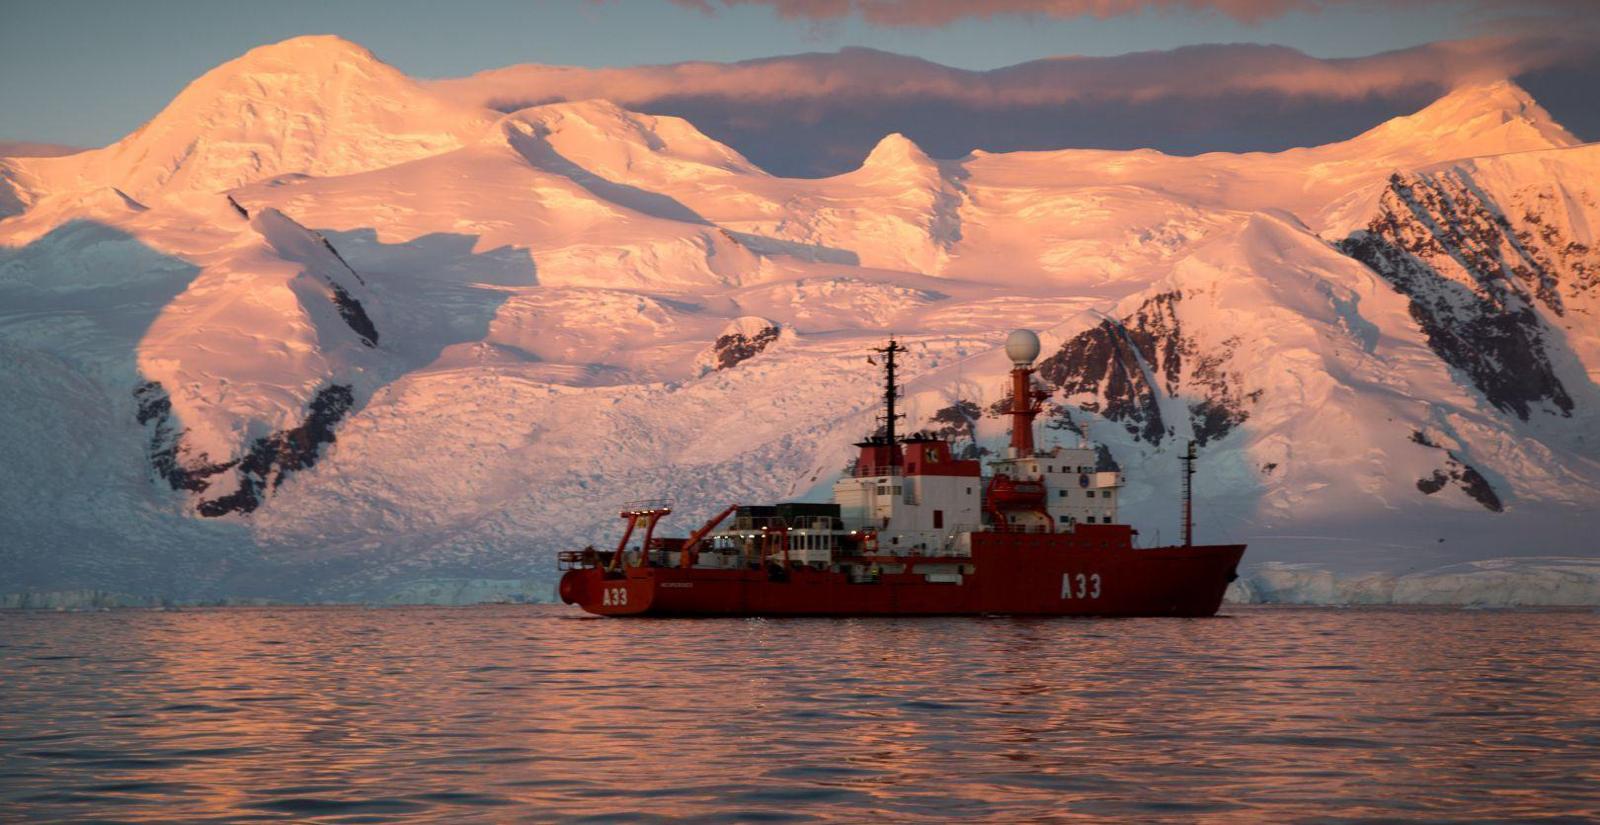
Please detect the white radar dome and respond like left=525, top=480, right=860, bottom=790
left=1005, top=329, right=1041, bottom=367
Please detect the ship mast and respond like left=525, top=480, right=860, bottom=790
left=1181, top=440, right=1196, bottom=547
left=873, top=337, right=908, bottom=466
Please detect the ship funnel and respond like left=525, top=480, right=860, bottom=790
left=1005, top=329, right=1041, bottom=367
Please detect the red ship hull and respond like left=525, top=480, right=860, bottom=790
left=560, top=529, right=1244, bottom=618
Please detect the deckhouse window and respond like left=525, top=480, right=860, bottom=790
left=933, top=510, right=944, bottom=529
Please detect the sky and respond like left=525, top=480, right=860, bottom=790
left=0, top=0, right=1575, bottom=149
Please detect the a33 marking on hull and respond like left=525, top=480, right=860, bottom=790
left=1061, top=572, right=1102, bottom=600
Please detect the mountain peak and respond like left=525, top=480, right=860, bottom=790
left=228, top=34, right=381, bottom=69
left=863, top=133, right=931, bottom=166
left=23, top=36, right=491, bottom=202
left=499, top=98, right=762, bottom=180
left=1355, top=79, right=1579, bottom=158
left=850, top=133, right=941, bottom=183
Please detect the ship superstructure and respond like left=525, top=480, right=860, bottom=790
left=558, top=330, right=1244, bottom=617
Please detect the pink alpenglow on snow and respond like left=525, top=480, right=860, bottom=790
left=1, top=33, right=1598, bottom=605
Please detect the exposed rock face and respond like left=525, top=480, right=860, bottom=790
left=1410, top=428, right=1503, bottom=512
left=1415, top=457, right=1503, bottom=512
left=198, top=385, right=355, bottom=517
left=1035, top=293, right=1178, bottom=444
left=136, top=381, right=355, bottom=517
left=1339, top=171, right=1589, bottom=420
left=1035, top=292, right=1251, bottom=446
left=711, top=321, right=780, bottom=370
left=1187, top=336, right=1257, bottom=446
left=329, top=282, right=378, bottom=347
left=308, top=229, right=378, bottom=347
left=926, top=400, right=985, bottom=459
left=136, top=381, right=235, bottom=494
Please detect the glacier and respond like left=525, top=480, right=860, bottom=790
left=2, top=36, right=1599, bottom=606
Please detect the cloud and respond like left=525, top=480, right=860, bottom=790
left=426, top=36, right=1598, bottom=176
left=670, top=0, right=1584, bottom=26
left=676, top=0, right=1340, bottom=26
left=0, top=141, right=85, bottom=158
left=432, top=35, right=1591, bottom=109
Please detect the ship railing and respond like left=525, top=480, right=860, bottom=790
left=726, top=516, right=846, bottom=532
left=558, top=548, right=612, bottom=570
left=620, top=498, right=674, bottom=515
left=984, top=523, right=1057, bottom=534
left=728, top=516, right=784, bottom=532
left=788, top=516, right=842, bottom=531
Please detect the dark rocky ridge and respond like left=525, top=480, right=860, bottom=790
left=1339, top=171, right=1583, bottom=420
left=312, top=230, right=378, bottom=347
left=712, top=324, right=780, bottom=370
left=1035, top=292, right=1252, bottom=446
left=197, top=385, right=354, bottom=517
left=1415, top=455, right=1503, bottom=512
left=1408, top=425, right=1503, bottom=512
left=136, top=381, right=234, bottom=494
left=926, top=400, right=985, bottom=459
left=329, top=282, right=378, bottom=347
left=135, top=381, right=355, bottom=517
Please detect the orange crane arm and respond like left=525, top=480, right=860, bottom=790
left=679, top=504, right=739, bottom=568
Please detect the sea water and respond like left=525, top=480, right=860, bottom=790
left=3, top=605, right=1598, bottom=822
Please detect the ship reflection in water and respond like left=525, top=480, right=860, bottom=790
left=4, top=606, right=1599, bottom=821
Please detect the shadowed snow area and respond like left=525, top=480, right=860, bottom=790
left=2, top=36, right=1599, bottom=604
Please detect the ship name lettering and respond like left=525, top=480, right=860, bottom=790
left=1061, top=572, right=1102, bottom=600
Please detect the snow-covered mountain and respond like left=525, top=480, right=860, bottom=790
left=3, top=36, right=1597, bottom=604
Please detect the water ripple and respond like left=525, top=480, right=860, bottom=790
left=3, top=605, right=1600, bottom=822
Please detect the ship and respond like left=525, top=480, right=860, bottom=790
left=558, top=329, right=1245, bottom=617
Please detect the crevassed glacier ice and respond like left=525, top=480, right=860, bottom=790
left=1227, top=558, right=1600, bottom=606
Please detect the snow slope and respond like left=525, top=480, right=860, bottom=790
left=2, top=36, right=1597, bottom=603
